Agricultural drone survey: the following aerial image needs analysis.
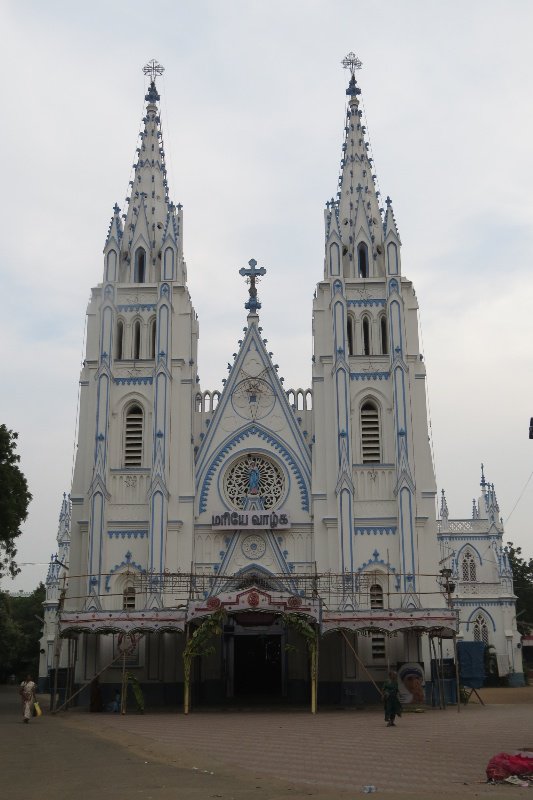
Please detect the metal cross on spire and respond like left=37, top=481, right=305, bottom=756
left=239, top=258, right=266, bottom=313
left=341, top=52, right=363, bottom=76
left=143, top=59, right=165, bottom=83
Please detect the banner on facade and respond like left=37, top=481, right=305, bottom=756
left=211, top=511, right=290, bottom=530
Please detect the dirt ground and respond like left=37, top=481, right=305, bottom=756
left=3, top=685, right=533, bottom=800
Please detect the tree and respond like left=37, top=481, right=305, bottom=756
left=0, top=425, right=32, bottom=577
left=0, top=583, right=45, bottom=681
left=506, top=542, right=533, bottom=634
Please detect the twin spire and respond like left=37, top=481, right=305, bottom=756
left=105, top=57, right=398, bottom=291
left=104, top=60, right=184, bottom=284
left=325, top=53, right=400, bottom=278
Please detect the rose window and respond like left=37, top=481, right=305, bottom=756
left=224, top=454, right=285, bottom=510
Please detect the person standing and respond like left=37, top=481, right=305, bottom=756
left=19, top=675, right=36, bottom=724
left=383, top=669, right=402, bottom=727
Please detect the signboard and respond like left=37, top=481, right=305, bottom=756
left=211, top=511, right=290, bottom=530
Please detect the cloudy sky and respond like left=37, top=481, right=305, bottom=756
left=2, top=0, right=533, bottom=591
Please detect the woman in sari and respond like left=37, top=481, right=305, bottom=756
left=383, top=670, right=402, bottom=727
left=19, top=674, right=36, bottom=723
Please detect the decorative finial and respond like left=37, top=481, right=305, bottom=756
left=341, top=52, right=363, bottom=76
left=480, top=462, right=486, bottom=489
left=238, top=258, right=266, bottom=313
left=143, top=59, right=165, bottom=83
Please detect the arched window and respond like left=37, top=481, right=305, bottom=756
left=347, top=315, right=355, bottom=356
left=124, top=404, right=143, bottom=466
left=462, top=551, right=477, bottom=582
left=115, top=321, right=124, bottom=361
left=360, top=400, right=381, bottom=463
left=132, top=320, right=141, bottom=360
left=370, top=583, right=384, bottom=609
left=380, top=315, right=388, bottom=355
left=106, top=249, right=117, bottom=282
left=362, top=316, right=371, bottom=356
left=149, top=319, right=156, bottom=359
left=473, top=613, right=489, bottom=645
left=358, top=242, right=369, bottom=279
left=123, top=586, right=136, bottom=610
left=195, top=393, right=203, bottom=413
left=134, top=247, right=146, bottom=283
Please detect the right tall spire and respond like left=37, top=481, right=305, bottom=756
left=326, top=54, right=389, bottom=279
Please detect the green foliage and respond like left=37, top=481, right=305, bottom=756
left=0, top=583, right=45, bottom=681
left=507, top=542, right=533, bottom=634
left=126, top=671, right=145, bottom=713
left=0, top=426, right=32, bottom=578
left=183, top=610, right=226, bottom=680
left=282, top=613, right=318, bottom=656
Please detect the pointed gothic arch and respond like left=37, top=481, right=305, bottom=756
left=347, top=313, right=355, bottom=356
left=115, top=319, right=124, bottom=361
left=361, top=315, right=371, bottom=355
left=134, top=247, right=146, bottom=283
left=379, top=314, right=388, bottom=355
left=358, top=242, right=369, bottom=278
left=461, top=549, right=477, bottom=582
left=132, top=319, right=141, bottom=360
left=149, top=317, right=157, bottom=359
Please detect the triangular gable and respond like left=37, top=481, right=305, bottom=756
left=195, top=320, right=312, bottom=514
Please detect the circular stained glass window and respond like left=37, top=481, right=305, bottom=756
left=224, top=454, right=285, bottom=510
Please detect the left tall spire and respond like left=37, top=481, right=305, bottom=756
left=104, top=60, right=185, bottom=285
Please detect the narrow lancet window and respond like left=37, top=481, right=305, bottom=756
left=362, top=316, right=371, bottom=355
left=134, top=247, right=146, bottom=283
left=115, top=321, right=124, bottom=360
left=149, top=319, right=156, bottom=359
left=370, top=583, right=384, bottom=608
left=133, top=321, right=141, bottom=360
left=380, top=315, right=388, bottom=355
left=347, top=315, right=354, bottom=356
left=358, top=242, right=369, bottom=278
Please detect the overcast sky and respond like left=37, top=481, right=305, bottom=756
left=2, top=0, right=533, bottom=592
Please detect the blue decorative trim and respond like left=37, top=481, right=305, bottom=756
left=347, top=299, right=386, bottom=307
left=354, top=526, right=397, bottom=536
left=350, top=371, right=390, bottom=381
left=198, top=425, right=309, bottom=514
left=108, top=530, right=148, bottom=540
left=117, top=304, right=156, bottom=312
left=105, top=551, right=146, bottom=592
left=356, top=549, right=401, bottom=591
left=114, top=377, right=153, bottom=385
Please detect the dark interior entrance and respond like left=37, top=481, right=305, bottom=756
left=233, top=635, right=282, bottom=697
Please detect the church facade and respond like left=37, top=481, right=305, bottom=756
left=40, top=59, right=521, bottom=706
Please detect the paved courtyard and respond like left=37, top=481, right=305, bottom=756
left=3, top=686, right=533, bottom=799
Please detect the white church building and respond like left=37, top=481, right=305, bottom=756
left=40, top=58, right=522, bottom=706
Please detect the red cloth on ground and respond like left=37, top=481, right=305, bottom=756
left=486, top=752, right=533, bottom=781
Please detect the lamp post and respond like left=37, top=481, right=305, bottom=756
left=439, top=567, right=461, bottom=712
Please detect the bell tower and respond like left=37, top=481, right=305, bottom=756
left=312, top=54, right=439, bottom=608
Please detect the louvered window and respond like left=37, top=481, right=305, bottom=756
left=370, top=583, right=384, bottom=609
left=123, top=586, right=136, bottom=610
left=124, top=405, right=143, bottom=466
left=361, top=401, right=381, bottom=463
left=371, top=635, right=386, bottom=660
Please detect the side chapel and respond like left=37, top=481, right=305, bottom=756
left=39, top=57, right=522, bottom=705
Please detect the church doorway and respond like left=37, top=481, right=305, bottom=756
left=233, top=634, right=282, bottom=697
